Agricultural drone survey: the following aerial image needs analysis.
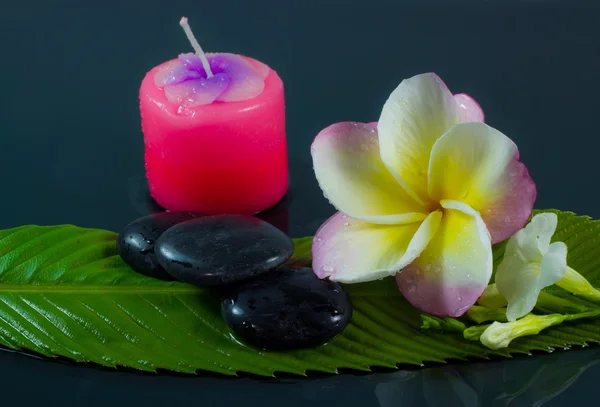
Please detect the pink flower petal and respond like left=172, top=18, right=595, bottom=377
left=454, top=93, right=485, bottom=123
left=311, top=122, right=428, bottom=223
left=377, top=73, right=460, bottom=205
left=479, top=149, right=537, bottom=243
left=396, top=201, right=493, bottom=317
left=312, top=211, right=442, bottom=283
left=428, top=122, right=536, bottom=244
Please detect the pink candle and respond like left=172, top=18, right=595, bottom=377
left=139, top=18, right=288, bottom=215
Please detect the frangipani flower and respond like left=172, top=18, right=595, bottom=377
left=310, top=73, right=536, bottom=317
left=495, top=213, right=567, bottom=321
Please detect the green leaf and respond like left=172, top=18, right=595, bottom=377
left=1, top=209, right=600, bottom=376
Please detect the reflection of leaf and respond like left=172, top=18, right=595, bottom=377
left=373, top=349, right=600, bottom=407
left=0, top=210, right=599, bottom=376
left=422, top=368, right=479, bottom=407
left=374, top=371, right=422, bottom=407
left=509, top=349, right=600, bottom=407
left=495, top=357, right=547, bottom=402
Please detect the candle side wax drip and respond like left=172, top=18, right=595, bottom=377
left=154, top=53, right=267, bottom=107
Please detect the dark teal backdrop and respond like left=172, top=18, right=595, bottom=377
left=0, top=1, right=599, bottom=406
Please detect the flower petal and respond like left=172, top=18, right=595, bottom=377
left=311, top=122, right=428, bottom=224
left=539, top=241, right=568, bottom=287
left=495, top=215, right=567, bottom=321
left=312, top=211, right=442, bottom=283
left=428, top=122, right=536, bottom=243
left=512, top=213, right=558, bottom=261
left=454, top=93, right=485, bottom=123
left=495, top=256, right=540, bottom=322
left=396, top=200, right=492, bottom=317
left=378, top=73, right=460, bottom=204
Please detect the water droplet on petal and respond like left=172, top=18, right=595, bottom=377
left=360, top=144, right=368, bottom=151
left=343, top=221, right=350, bottom=226
left=454, top=305, right=471, bottom=316
left=408, top=284, right=417, bottom=293
left=341, top=214, right=348, bottom=219
left=323, top=265, right=334, bottom=273
left=457, top=296, right=462, bottom=301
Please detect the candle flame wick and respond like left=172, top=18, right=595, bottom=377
left=179, top=17, right=214, bottom=78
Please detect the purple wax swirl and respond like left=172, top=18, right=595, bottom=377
left=154, top=53, right=266, bottom=106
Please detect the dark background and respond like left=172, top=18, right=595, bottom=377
left=1, top=0, right=599, bottom=405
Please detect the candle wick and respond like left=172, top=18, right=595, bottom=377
left=179, top=17, right=214, bottom=78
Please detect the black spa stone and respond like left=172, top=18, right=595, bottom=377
left=116, top=211, right=204, bottom=280
left=221, top=267, right=352, bottom=351
left=155, top=214, right=294, bottom=286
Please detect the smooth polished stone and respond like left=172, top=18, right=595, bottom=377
left=116, top=211, right=204, bottom=280
left=221, top=267, right=352, bottom=350
left=155, top=214, right=294, bottom=286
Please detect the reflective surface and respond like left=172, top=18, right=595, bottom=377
left=1, top=0, right=599, bottom=405
left=2, top=345, right=600, bottom=406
